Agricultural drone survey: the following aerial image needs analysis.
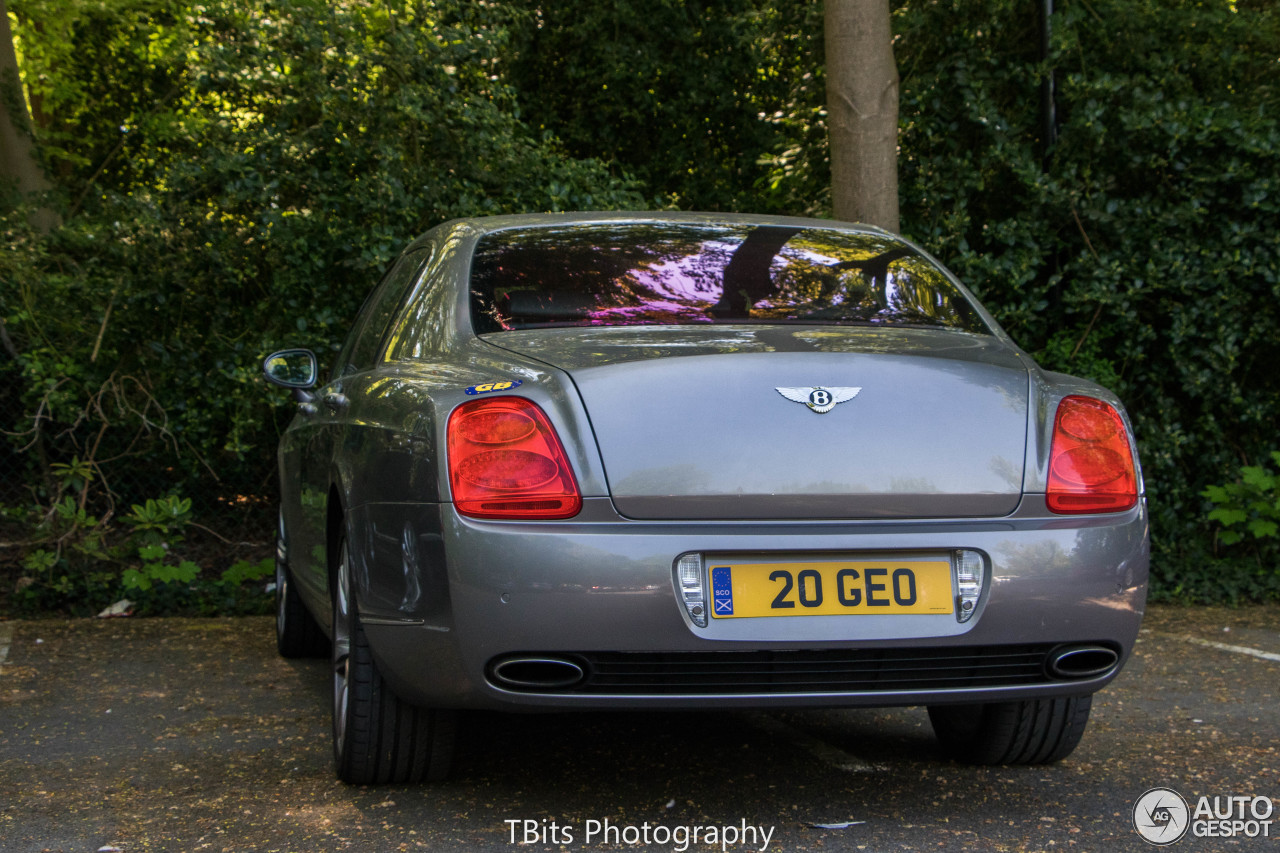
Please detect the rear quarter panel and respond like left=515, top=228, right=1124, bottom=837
left=1021, top=365, right=1146, bottom=497
left=330, top=342, right=613, bottom=621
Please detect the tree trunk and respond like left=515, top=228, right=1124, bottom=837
left=0, top=0, right=58, bottom=231
left=824, top=0, right=899, bottom=233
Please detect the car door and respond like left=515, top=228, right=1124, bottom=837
left=288, top=247, right=433, bottom=615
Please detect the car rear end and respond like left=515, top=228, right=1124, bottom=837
left=361, top=216, right=1148, bottom=726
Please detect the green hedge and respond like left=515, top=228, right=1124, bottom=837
left=890, top=0, right=1280, bottom=600
left=504, top=0, right=1280, bottom=600
left=3, top=0, right=643, bottom=499
left=3, top=0, right=1277, bottom=607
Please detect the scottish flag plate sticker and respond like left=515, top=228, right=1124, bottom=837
left=711, top=566, right=734, bottom=617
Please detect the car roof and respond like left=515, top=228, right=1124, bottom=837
left=403, top=211, right=895, bottom=253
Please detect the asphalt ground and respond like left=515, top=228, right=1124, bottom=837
left=0, top=605, right=1277, bottom=853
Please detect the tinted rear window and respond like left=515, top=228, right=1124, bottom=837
left=469, top=223, right=989, bottom=335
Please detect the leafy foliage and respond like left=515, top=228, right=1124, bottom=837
left=503, top=0, right=1280, bottom=602
left=888, top=0, right=1280, bottom=602
left=504, top=0, right=821, bottom=213
left=3, top=0, right=643, bottom=613
left=3, top=0, right=1278, bottom=610
left=1175, top=450, right=1280, bottom=604
left=3, top=0, right=642, bottom=496
left=1204, top=453, right=1280, bottom=546
left=3, top=461, right=271, bottom=615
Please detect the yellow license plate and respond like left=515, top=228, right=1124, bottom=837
left=709, top=559, right=954, bottom=619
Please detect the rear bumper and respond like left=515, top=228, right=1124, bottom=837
left=354, top=496, right=1148, bottom=711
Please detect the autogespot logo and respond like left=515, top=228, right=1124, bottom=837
left=1134, top=787, right=1191, bottom=845
left=1133, top=787, right=1276, bottom=844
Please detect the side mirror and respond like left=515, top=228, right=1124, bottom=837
left=263, top=349, right=319, bottom=389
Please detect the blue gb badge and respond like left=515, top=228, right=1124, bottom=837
left=711, top=566, right=734, bottom=617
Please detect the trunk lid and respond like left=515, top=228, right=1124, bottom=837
left=485, top=326, right=1029, bottom=520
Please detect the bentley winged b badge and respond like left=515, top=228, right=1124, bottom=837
left=775, top=386, right=862, bottom=414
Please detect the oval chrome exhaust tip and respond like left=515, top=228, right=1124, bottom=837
left=491, top=657, right=586, bottom=690
left=1046, top=645, right=1119, bottom=679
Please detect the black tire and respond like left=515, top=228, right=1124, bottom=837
left=928, top=694, right=1092, bottom=765
left=275, top=511, right=326, bottom=659
left=331, top=535, right=457, bottom=784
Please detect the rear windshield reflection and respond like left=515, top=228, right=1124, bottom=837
left=469, top=223, right=989, bottom=335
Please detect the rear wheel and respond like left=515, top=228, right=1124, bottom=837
left=331, top=535, right=457, bottom=784
left=928, top=694, right=1092, bottom=765
left=275, top=512, right=326, bottom=658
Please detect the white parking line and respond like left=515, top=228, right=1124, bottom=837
left=0, top=622, right=12, bottom=669
left=1172, top=634, right=1280, bottom=663
left=742, top=712, right=877, bottom=773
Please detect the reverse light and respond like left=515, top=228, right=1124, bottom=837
left=1046, top=396, right=1138, bottom=514
left=954, top=549, right=984, bottom=623
left=676, top=554, right=707, bottom=627
left=447, top=397, right=582, bottom=519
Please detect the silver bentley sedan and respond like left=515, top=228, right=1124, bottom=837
left=263, top=212, right=1148, bottom=784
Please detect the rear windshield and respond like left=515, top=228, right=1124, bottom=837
left=469, top=223, right=989, bottom=335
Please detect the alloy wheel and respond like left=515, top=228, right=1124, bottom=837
left=331, top=542, right=353, bottom=760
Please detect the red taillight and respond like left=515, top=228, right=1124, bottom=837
left=447, top=397, right=582, bottom=519
left=1046, top=396, right=1138, bottom=514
